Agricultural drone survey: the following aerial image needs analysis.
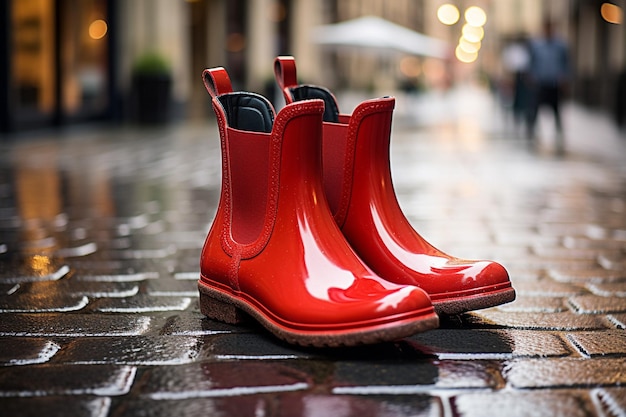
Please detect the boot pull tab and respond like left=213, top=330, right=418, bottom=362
left=202, top=67, right=233, bottom=98
left=274, top=56, right=298, bottom=91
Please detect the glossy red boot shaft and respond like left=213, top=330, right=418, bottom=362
left=275, top=56, right=515, bottom=315
left=199, top=67, right=438, bottom=346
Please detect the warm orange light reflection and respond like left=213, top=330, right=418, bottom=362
left=31, top=254, right=52, bottom=275
left=601, top=3, right=623, bottom=24
left=437, top=4, right=460, bottom=25
left=89, top=19, right=108, bottom=40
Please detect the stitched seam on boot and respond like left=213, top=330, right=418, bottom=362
left=214, top=97, right=277, bottom=260
left=335, top=99, right=395, bottom=228
left=211, top=100, right=236, bottom=260
left=220, top=101, right=323, bottom=260
left=228, top=250, right=242, bottom=291
left=244, top=101, right=323, bottom=259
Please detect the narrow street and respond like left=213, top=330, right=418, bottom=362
left=1, top=85, right=625, bottom=417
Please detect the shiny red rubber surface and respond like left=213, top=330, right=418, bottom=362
left=274, top=56, right=515, bottom=314
left=199, top=67, right=438, bottom=345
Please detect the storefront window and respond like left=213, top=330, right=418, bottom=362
left=59, top=0, right=108, bottom=118
left=10, top=0, right=109, bottom=129
left=12, top=0, right=56, bottom=119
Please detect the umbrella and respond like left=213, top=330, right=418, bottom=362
left=312, top=16, right=450, bottom=59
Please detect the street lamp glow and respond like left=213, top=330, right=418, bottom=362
left=437, top=4, right=460, bottom=25
left=465, top=6, right=487, bottom=27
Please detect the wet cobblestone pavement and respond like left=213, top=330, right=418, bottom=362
left=1, top=88, right=625, bottom=416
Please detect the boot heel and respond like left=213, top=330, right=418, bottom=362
left=199, top=291, right=248, bottom=325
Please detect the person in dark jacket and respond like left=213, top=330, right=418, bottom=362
left=526, top=20, right=571, bottom=152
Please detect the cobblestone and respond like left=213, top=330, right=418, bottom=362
left=0, top=313, right=151, bottom=336
left=331, top=359, right=500, bottom=392
left=495, top=295, right=569, bottom=312
left=586, top=282, right=626, bottom=297
left=1, top=397, right=111, bottom=417
left=135, top=361, right=311, bottom=399
left=549, top=268, right=626, bottom=283
left=206, top=333, right=312, bottom=360
left=0, top=338, right=61, bottom=366
left=609, top=314, right=626, bottom=328
left=569, top=295, right=626, bottom=314
left=504, top=358, right=626, bottom=388
left=0, top=364, right=136, bottom=396
left=0, top=292, right=89, bottom=312
left=567, top=330, right=626, bottom=357
left=467, top=311, right=611, bottom=330
left=596, top=388, right=626, bottom=417
left=89, top=295, right=193, bottom=313
left=409, top=329, right=571, bottom=358
left=158, top=311, right=242, bottom=336
left=1, top=90, right=625, bottom=415
left=54, top=336, right=200, bottom=365
left=513, top=279, right=587, bottom=297
left=450, top=390, right=597, bottom=417
left=21, top=280, right=140, bottom=298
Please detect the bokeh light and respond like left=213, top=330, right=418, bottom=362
left=464, top=6, right=487, bottom=27
left=461, top=24, right=485, bottom=43
left=455, top=45, right=478, bottom=63
left=601, top=3, right=623, bottom=24
left=88, top=19, right=108, bottom=40
left=459, top=37, right=481, bottom=54
left=437, top=4, right=460, bottom=25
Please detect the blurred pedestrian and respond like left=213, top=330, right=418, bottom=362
left=502, top=34, right=531, bottom=130
left=526, top=20, right=571, bottom=152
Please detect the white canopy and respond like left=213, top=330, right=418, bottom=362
left=312, top=16, right=450, bottom=59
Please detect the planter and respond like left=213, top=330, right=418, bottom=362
left=131, top=52, right=172, bottom=125
left=132, top=72, right=172, bottom=125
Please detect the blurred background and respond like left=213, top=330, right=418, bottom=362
left=0, top=0, right=624, bottom=135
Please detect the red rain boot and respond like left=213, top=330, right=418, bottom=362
left=274, top=56, right=515, bottom=315
left=198, top=67, right=438, bottom=347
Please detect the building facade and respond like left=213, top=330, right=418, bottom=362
left=1, top=0, right=116, bottom=133
left=0, top=0, right=323, bottom=134
left=1, top=0, right=624, bottom=135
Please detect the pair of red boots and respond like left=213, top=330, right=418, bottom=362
left=198, top=56, right=515, bottom=347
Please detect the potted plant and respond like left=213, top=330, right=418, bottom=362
left=131, top=51, right=172, bottom=125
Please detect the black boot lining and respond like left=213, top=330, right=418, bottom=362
left=289, top=85, right=339, bottom=123
left=218, top=92, right=275, bottom=133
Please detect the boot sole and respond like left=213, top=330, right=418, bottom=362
left=198, top=279, right=439, bottom=348
left=432, top=285, right=516, bottom=316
